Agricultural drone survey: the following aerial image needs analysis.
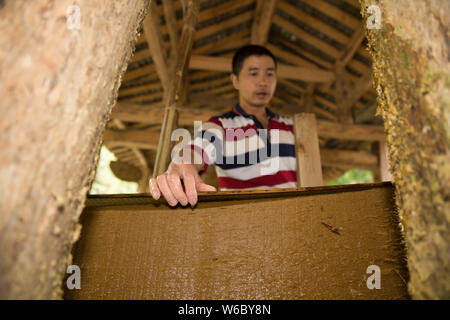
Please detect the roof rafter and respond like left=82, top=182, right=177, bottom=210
left=251, top=0, right=278, bottom=45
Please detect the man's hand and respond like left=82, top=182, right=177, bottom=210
left=149, top=162, right=217, bottom=207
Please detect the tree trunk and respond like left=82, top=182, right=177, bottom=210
left=361, top=0, right=450, bottom=299
left=0, top=0, right=149, bottom=299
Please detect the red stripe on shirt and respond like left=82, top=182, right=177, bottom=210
left=218, top=170, right=297, bottom=189
left=270, top=121, right=293, bottom=131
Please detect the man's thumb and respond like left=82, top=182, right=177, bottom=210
left=197, top=182, right=217, bottom=192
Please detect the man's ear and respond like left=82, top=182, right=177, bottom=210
left=230, top=73, right=239, bottom=90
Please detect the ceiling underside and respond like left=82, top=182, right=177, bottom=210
left=103, top=0, right=384, bottom=187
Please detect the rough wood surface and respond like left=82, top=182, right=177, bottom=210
left=0, top=0, right=149, bottom=299
left=65, top=183, right=408, bottom=299
left=361, top=0, right=450, bottom=299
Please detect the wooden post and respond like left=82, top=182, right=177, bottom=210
left=379, top=139, right=392, bottom=181
left=153, top=0, right=200, bottom=177
left=0, top=0, right=149, bottom=299
left=293, top=113, right=323, bottom=187
left=362, top=0, right=450, bottom=299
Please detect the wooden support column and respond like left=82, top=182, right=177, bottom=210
left=379, top=140, right=392, bottom=181
left=0, top=0, right=149, bottom=299
left=300, top=84, right=315, bottom=113
left=153, top=0, right=200, bottom=177
left=293, top=113, right=323, bottom=187
left=362, top=0, right=450, bottom=299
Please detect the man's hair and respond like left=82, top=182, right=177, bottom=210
left=232, top=45, right=277, bottom=76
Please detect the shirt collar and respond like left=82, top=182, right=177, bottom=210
left=232, top=104, right=277, bottom=119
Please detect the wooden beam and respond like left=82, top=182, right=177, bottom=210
left=111, top=102, right=223, bottom=124
left=153, top=0, right=200, bottom=177
left=334, top=22, right=367, bottom=125
left=293, top=113, right=323, bottom=187
left=104, top=128, right=160, bottom=150
left=355, top=97, right=382, bottom=124
left=338, top=25, right=366, bottom=66
left=300, top=84, right=315, bottom=113
left=189, top=55, right=335, bottom=83
left=342, top=68, right=373, bottom=112
left=104, top=124, right=379, bottom=172
left=320, top=148, right=378, bottom=170
left=162, top=0, right=179, bottom=62
left=143, top=0, right=170, bottom=90
left=334, top=63, right=353, bottom=124
left=112, top=101, right=384, bottom=141
left=251, top=0, right=277, bottom=45
left=317, top=120, right=385, bottom=141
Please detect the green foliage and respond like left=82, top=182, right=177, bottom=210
left=89, top=146, right=138, bottom=194
left=326, top=169, right=374, bottom=186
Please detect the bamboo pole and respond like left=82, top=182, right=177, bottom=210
left=153, top=0, right=200, bottom=177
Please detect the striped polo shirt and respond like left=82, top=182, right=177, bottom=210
left=189, top=104, right=297, bottom=191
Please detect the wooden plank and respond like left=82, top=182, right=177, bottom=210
left=293, top=113, right=323, bottom=187
left=65, top=183, right=408, bottom=299
left=251, top=0, right=277, bottom=45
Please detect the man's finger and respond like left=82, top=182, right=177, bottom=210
left=166, top=173, right=188, bottom=206
left=156, top=174, right=178, bottom=207
left=149, top=178, right=161, bottom=200
left=182, top=172, right=197, bottom=207
left=197, top=183, right=217, bottom=192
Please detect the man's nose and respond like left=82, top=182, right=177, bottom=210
left=257, top=75, right=267, bottom=86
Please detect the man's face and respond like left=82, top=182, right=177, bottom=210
left=231, top=55, right=277, bottom=108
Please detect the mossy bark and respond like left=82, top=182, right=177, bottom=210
left=361, top=0, right=450, bottom=299
left=0, top=0, right=149, bottom=299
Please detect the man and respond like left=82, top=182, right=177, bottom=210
left=149, top=45, right=297, bottom=207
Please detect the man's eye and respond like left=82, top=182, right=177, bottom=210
left=249, top=73, right=257, bottom=76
